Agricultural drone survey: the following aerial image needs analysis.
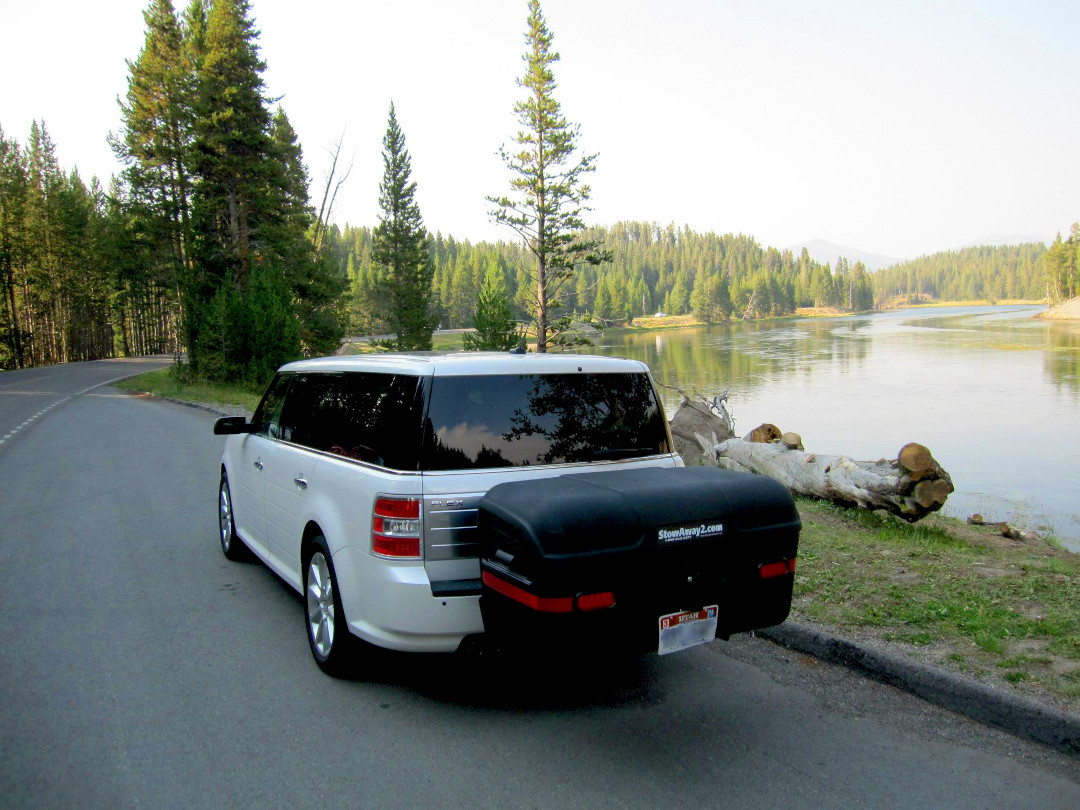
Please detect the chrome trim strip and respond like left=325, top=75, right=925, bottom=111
left=418, top=453, right=679, bottom=476
left=261, top=436, right=424, bottom=476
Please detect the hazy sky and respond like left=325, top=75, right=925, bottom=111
left=2, top=0, right=1077, bottom=260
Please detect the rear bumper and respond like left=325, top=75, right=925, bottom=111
left=480, top=570, right=795, bottom=653
left=333, top=547, right=484, bottom=653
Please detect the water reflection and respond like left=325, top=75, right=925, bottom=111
left=1045, top=322, right=1080, bottom=394
left=574, top=306, right=1080, bottom=548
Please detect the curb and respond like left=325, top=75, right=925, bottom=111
left=142, top=392, right=240, bottom=418
left=759, top=621, right=1080, bottom=759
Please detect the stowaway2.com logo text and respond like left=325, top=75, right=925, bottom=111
left=657, top=522, right=724, bottom=543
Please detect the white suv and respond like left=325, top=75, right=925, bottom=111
left=214, top=352, right=680, bottom=673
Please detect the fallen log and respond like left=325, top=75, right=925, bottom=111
left=701, top=435, right=954, bottom=522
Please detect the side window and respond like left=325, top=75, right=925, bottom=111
left=251, top=374, right=291, bottom=438
left=278, top=372, right=424, bottom=471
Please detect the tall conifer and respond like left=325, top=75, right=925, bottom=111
left=191, top=0, right=271, bottom=288
left=114, top=0, right=195, bottom=346
left=488, top=0, right=606, bottom=352
left=372, top=103, right=435, bottom=351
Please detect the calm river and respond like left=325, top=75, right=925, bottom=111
left=579, top=305, right=1080, bottom=551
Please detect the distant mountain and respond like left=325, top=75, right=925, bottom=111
left=786, top=239, right=901, bottom=272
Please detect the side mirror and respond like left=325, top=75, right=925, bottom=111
left=214, top=416, right=254, bottom=435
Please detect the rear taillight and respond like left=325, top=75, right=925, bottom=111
left=372, top=497, right=421, bottom=558
left=759, top=557, right=796, bottom=579
left=575, top=591, right=616, bottom=611
left=481, top=571, right=616, bottom=614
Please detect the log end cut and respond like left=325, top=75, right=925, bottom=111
left=746, top=423, right=782, bottom=443
left=898, top=443, right=937, bottom=480
left=913, top=478, right=954, bottom=509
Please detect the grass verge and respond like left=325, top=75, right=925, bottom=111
left=342, top=331, right=469, bottom=353
left=793, top=498, right=1079, bottom=710
left=114, top=367, right=263, bottom=414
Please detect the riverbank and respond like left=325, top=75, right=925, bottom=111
left=1037, top=296, right=1080, bottom=321
left=876, top=295, right=1045, bottom=311
left=116, top=367, right=1080, bottom=713
left=791, top=498, right=1078, bottom=713
left=336, top=300, right=1050, bottom=352
left=590, top=299, right=1048, bottom=336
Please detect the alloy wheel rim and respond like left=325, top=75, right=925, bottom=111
left=219, top=485, right=232, bottom=550
left=307, top=553, right=335, bottom=658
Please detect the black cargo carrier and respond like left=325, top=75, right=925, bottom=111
left=477, top=466, right=801, bottom=655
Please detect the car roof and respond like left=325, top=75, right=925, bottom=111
left=277, top=352, right=650, bottom=377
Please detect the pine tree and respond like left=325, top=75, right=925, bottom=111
left=190, top=0, right=272, bottom=289
left=114, top=0, right=194, bottom=262
left=373, top=103, right=435, bottom=351
left=463, top=264, right=520, bottom=350
left=0, top=128, right=29, bottom=368
left=488, top=0, right=606, bottom=352
left=113, top=0, right=194, bottom=351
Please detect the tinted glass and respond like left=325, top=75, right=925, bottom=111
left=422, top=373, right=670, bottom=470
left=278, top=372, right=425, bottom=471
left=252, top=373, right=291, bottom=437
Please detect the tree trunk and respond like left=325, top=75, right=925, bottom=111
left=698, top=432, right=954, bottom=522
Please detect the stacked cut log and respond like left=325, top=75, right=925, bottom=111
left=668, top=398, right=954, bottom=522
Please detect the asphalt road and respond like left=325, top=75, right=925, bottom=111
left=1, top=362, right=1078, bottom=808
left=0, top=356, right=172, bottom=445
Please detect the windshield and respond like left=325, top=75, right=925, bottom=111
left=422, top=372, right=670, bottom=470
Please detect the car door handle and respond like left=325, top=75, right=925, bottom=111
left=254, top=459, right=263, bottom=471
left=294, top=477, right=308, bottom=490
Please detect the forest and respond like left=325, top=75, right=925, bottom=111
left=871, top=243, right=1050, bottom=303
left=1, top=0, right=1075, bottom=376
left=337, top=222, right=877, bottom=333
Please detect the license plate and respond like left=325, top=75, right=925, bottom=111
left=658, top=605, right=718, bottom=655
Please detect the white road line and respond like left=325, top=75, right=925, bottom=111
left=1, top=369, right=155, bottom=450
left=0, top=381, right=122, bottom=449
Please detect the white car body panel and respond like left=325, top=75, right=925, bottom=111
left=219, top=352, right=678, bottom=653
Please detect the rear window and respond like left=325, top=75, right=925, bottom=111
left=280, top=372, right=425, bottom=470
left=422, top=373, right=670, bottom=470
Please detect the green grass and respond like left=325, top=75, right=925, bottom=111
left=114, top=367, right=263, bottom=414
left=342, top=331, right=469, bottom=354
left=432, top=332, right=467, bottom=351
left=792, top=497, right=1080, bottom=705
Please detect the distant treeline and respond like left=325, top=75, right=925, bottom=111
left=871, top=243, right=1049, bottom=303
left=336, top=222, right=1065, bottom=334
left=338, top=222, right=877, bottom=333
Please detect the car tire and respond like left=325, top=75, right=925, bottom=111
left=304, top=535, right=357, bottom=676
left=218, top=472, right=249, bottom=561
